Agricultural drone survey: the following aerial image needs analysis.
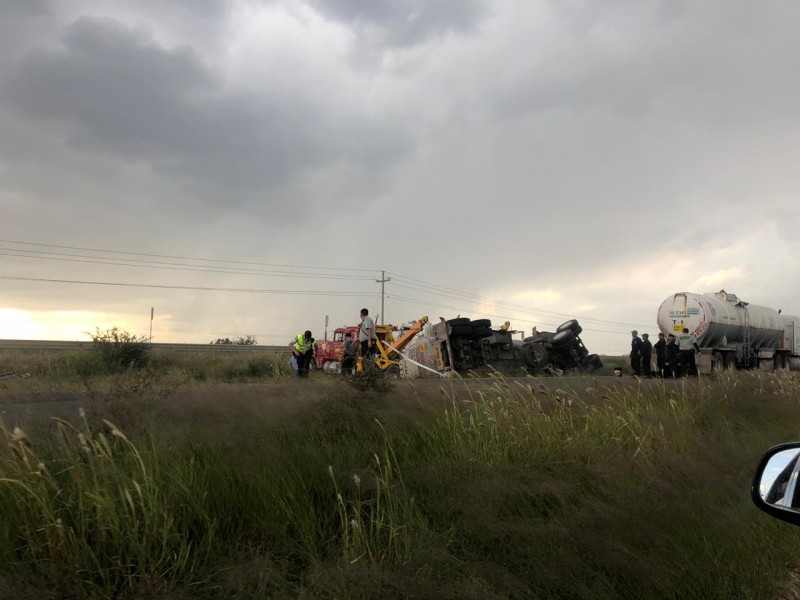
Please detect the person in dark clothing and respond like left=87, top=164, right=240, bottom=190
left=665, top=333, right=679, bottom=378
left=677, top=327, right=700, bottom=376
left=630, top=330, right=642, bottom=375
left=341, top=333, right=358, bottom=374
left=640, top=333, right=653, bottom=377
left=654, top=332, right=667, bottom=378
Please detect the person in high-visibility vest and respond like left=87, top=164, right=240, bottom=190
left=289, top=330, right=317, bottom=377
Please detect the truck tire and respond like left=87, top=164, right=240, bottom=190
left=585, top=354, right=603, bottom=370
left=557, top=319, right=583, bottom=336
left=551, top=329, right=575, bottom=348
left=472, top=327, right=493, bottom=338
left=520, top=346, right=537, bottom=369
left=470, top=319, right=492, bottom=329
left=712, top=351, right=724, bottom=372
left=447, top=318, right=470, bottom=327
left=521, top=343, right=547, bottom=369
left=450, top=325, right=473, bottom=338
left=724, top=353, right=737, bottom=371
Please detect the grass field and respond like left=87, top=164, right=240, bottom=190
left=1, top=349, right=800, bottom=598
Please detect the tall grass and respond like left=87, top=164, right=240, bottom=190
left=0, top=413, right=216, bottom=598
left=0, top=349, right=291, bottom=385
left=1, top=372, right=800, bottom=598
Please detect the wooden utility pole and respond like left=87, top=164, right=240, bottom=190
left=375, top=270, right=391, bottom=325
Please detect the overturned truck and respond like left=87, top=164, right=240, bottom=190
left=400, top=317, right=602, bottom=377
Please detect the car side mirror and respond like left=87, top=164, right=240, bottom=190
left=752, top=443, right=800, bottom=526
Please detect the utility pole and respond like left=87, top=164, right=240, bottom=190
left=375, top=270, right=391, bottom=325
left=149, top=307, right=154, bottom=342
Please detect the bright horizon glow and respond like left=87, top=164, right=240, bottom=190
left=0, top=308, right=144, bottom=341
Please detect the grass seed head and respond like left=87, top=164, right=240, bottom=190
left=11, top=426, right=30, bottom=445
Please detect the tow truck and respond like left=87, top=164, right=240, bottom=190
left=314, top=316, right=429, bottom=374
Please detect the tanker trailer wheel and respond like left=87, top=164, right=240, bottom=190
left=557, top=319, right=583, bottom=337
left=712, top=352, right=725, bottom=372
left=470, top=319, right=492, bottom=329
left=472, top=327, right=493, bottom=339
left=724, top=353, right=737, bottom=371
left=551, top=329, right=575, bottom=348
left=447, top=318, right=471, bottom=327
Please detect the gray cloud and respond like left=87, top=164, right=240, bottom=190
left=4, top=16, right=410, bottom=208
left=1, top=0, right=800, bottom=353
left=308, top=0, right=487, bottom=47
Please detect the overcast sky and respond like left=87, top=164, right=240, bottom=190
left=2, top=0, right=799, bottom=355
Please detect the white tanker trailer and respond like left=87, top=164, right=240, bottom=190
left=657, top=290, right=800, bottom=373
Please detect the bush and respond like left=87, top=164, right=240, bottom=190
left=88, top=328, right=152, bottom=373
left=345, top=360, right=395, bottom=394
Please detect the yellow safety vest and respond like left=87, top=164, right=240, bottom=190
left=294, top=334, right=317, bottom=353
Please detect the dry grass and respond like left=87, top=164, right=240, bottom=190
left=1, top=371, right=800, bottom=598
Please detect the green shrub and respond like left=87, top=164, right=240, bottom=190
left=89, top=328, right=152, bottom=373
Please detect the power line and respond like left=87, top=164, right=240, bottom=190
left=0, top=239, right=379, bottom=273
left=387, top=272, right=653, bottom=329
left=1, top=275, right=380, bottom=296
left=0, top=250, right=375, bottom=280
left=386, top=294, right=648, bottom=336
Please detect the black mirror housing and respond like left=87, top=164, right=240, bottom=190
left=752, top=442, right=800, bottom=527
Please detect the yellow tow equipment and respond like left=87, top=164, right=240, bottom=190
left=358, top=316, right=429, bottom=374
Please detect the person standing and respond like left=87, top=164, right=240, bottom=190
left=341, top=333, right=358, bottom=374
left=654, top=332, right=667, bottom=378
left=359, top=308, right=377, bottom=357
left=665, top=333, right=679, bottom=378
left=677, top=327, right=700, bottom=376
left=289, top=330, right=317, bottom=377
left=630, top=330, right=642, bottom=376
left=640, top=333, right=653, bottom=377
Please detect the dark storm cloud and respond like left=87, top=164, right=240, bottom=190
left=308, top=0, right=487, bottom=46
left=4, top=16, right=410, bottom=200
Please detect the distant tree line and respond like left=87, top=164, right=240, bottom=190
left=210, top=335, right=258, bottom=346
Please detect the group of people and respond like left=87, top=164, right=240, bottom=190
left=288, top=308, right=378, bottom=377
left=630, top=328, right=700, bottom=378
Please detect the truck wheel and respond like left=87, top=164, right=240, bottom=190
left=472, top=327, right=493, bottom=338
left=471, top=319, right=492, bottom=329
left=551, top=329, right=575, bottom=348
left=447, top=318, right=470, bottom=327
left=585, top=354, right=601, bottom=370
left=557, top=319, right=583, bottom=336
left=521, top=344, right=547, bottom=369
left=450, top=325, right=473, bottom=338
left=712, top=351, right=724, bottom=372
